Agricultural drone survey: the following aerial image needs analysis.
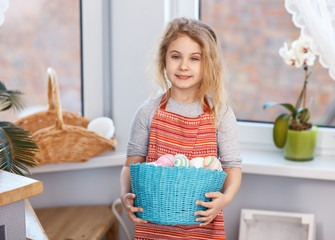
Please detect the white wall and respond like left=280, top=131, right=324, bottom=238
left=28, top=1, right=335, bottom=239
left=111, top=0, right=164, bottom=150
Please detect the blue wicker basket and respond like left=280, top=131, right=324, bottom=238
left=130, top=163, right=227, bottom=225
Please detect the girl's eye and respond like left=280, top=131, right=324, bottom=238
left=191, top=57, right=199, bottom=61
left=172, top=55, right=180, bottom=59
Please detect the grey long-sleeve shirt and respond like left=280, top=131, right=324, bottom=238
left=127, top=95, right=242, bottom=169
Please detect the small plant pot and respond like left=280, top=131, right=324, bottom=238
left=283, top=126, right=318, bottom=161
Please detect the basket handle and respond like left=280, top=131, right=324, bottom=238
left=47, top=68, right=64, bottom=130
left=47, top=69, right=55, bottom=111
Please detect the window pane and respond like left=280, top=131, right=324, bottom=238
left=0, top=0, right=81, bottom=121
left=200, top=0, right=335, bottom=127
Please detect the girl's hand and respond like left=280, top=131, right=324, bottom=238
left=121, top=193, right=148, bottom=225
left=194, top=192, right=231, bottom=226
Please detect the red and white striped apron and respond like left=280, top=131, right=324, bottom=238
left=135, top=95, right=226, bottom=240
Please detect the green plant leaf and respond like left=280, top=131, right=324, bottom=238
left=295, top=83, right=306, bottom=110
left=0, top=122, right=39, bottom=175
left=273, top=113, right=290, bottom=148
left=0, top=81, right=24, bottom=112
left=297, top=108, right=310, bottom=123
left=295, top=67, right=310, bottom=110
left=263, top=102, right=296, bottom=115
left=0, top=81, right=8, bottom=91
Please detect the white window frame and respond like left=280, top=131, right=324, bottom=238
left=81, top=0, right=105, bottom=119
left=164, top=0, right=200, bottom=23
left=165, top=0, right=335, bottom=157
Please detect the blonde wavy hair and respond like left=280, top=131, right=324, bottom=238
left=154, top=18, right=228, bottom=123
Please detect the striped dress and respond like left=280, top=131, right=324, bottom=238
left=135, top=95, right=226, bottom=240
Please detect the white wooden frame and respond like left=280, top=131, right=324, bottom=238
left=81, top=0, right=105, bottom=119
left=239, top=209, right=316, bottom=240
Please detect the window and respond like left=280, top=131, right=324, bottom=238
left=0, top=0, right=82, bottom=121
left=200, top=0, right=335, bottom=127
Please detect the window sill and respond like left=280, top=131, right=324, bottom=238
left=28, top=149, right=126, bottom=175
left=28, top=148, right=335, bottom=181
left=241, top=149, right=335, bottom=181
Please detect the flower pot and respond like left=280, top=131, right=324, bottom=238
left=283, top=126, right=318, bottom=161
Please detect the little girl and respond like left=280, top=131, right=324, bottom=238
left=120, top=18, right=242, bottom=240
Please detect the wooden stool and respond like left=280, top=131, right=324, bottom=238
left=35, top=204, right=122, bottom=240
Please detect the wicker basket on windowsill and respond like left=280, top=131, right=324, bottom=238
left=20, top=68, right=116, bottom=165
left=15, top=68, right=90, bottom=133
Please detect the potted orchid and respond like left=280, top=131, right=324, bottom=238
left=264, top=36, right=318, bottom=161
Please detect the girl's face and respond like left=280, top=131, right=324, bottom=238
left=165, top=34, right=203, bottom=97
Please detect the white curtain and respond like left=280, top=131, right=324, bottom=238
left=285, top=0, right=335, bottom=80
left=0, top=0, right=9, bottom=26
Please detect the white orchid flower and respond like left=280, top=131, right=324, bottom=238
left=279, top=36, right=316, bottom=68
left=279, top=43, right=289, bottom=58
left=293, top=36, right=316, bottom=65
left=279, top=43, right=302, bottom=67
left=279, top=43, right=293, bottom=65
left=292, top=47, right=305, bottom=68
left=304, top=52, right=316, bottom=66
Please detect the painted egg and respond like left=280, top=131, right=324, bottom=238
left=203, top=156, right=222, bottom=171
left=190, top=157, right=204, bottom=168
left=156, top=154, right=175, bottom=167
left=173, top=154, right=190, bottom=167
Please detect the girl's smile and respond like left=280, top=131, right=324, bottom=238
left=176, top=74, right=192, bottom=80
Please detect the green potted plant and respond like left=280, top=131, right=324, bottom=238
left=264, top=36, right=318, bottom=161
left=0, top=81, right=39, bottom=175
